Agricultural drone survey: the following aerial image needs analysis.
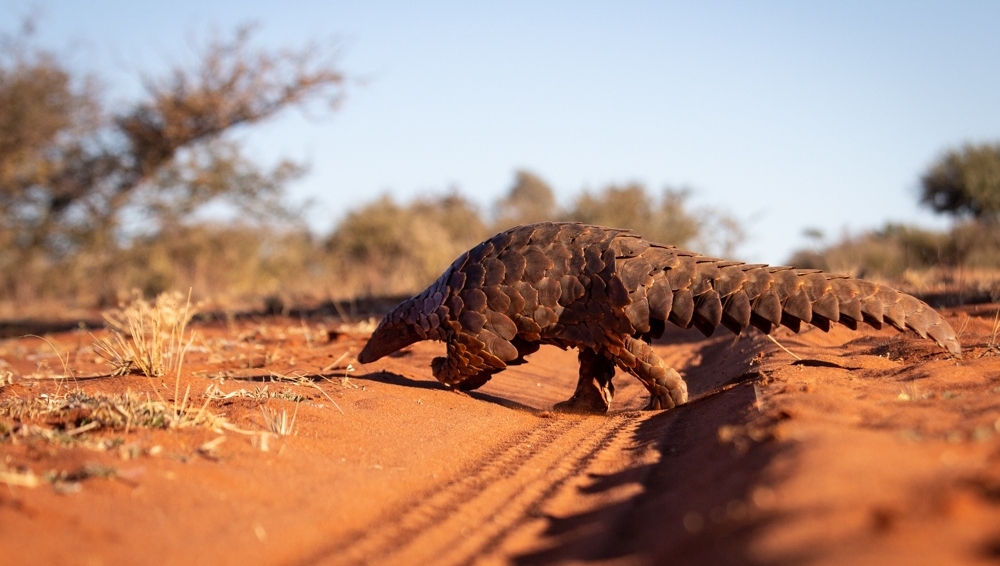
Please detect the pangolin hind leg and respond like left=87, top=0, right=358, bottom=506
left=621, top=336, right=688, bottom=410
left=553, top=348, right=617, bottom=414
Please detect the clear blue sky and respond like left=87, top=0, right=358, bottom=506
left=7, top=1, right=1000, bottom=263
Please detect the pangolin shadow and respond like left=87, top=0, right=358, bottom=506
left=352, top=369, right=540, bottom=412
left=513, top=400, right=805, bottom=566
left=511, top=328, right=814, bottom=565
left=351, top=325, right=762, bottom=413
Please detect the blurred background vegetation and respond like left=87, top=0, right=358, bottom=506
left=2, top=20, right=999, bottom=317
left=791, top=143, right=1000, bottom=300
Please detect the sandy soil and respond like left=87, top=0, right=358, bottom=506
left=1, top=305, right=999, bottom=565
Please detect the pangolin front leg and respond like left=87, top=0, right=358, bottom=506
left=553, top=348, right=616, bottom=414
left=435, top=335, right=541, bottom=392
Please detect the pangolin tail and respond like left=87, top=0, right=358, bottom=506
left=623, top=246, right=961, bottom=357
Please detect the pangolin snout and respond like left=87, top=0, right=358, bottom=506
left=357, top=319, right=422, bottom=364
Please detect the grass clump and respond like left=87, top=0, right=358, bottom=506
left=0, top=387, right=230, bottom=436
left=205, top=384, right=310, bottom=403
left=0, top=464, right=42, bottom=488
left=0, top=370, right=13, bottom=389
left=259, top=403, right=299, bottom=436
left=94, top=290, right=197, bottom=378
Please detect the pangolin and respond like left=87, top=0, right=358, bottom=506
left=357, top=222, right=961, bottom=413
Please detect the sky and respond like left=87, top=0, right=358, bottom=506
left=6, top=0, right=1000, bottom=263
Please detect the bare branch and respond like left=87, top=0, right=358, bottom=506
left=117, top=25, right=344, bottom=182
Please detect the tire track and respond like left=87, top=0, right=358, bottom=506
left=457, top=413, right=638, bottom=566
left=301, top=331, right=750, bottom=566
left=301, top=413, right=636, bottom=566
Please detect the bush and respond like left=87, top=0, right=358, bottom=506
left=788, top=221, right=1000, bottom=282
left=1, top=170, right=745, bottom=315
left=324, top=193, right=489, bottom=296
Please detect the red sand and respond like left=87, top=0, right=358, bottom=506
left=2, top=306, right=999, bottom=565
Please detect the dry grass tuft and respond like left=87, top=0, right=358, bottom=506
left=259, top=403, right=299, bottom=436
left=0, top=464, right=42, bottom=488
left=0, top=370, right=13, bottom=389
left=94, top=290, right=198, bottom=378
left=988, top=309, right=1000, bottom=351
left=205, top=384, right=310, bottom=403
left=0, top=386, right=231, bottom=437
left=20, top=335, right=74, bottom=379
left=765, top=334, right=802, bottom=361
left=0, top=461, right=121, bottom=491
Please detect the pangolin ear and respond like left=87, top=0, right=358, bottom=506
left=357, top=319, right=422, bottom=364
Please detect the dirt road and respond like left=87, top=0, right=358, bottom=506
left=2, top=309, right=999, bottom=565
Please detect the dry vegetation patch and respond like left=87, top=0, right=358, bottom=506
left=0, top=300, right=363, bottom=496
left=93, top=290, right=198, bottom=378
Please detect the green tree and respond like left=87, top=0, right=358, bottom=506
left=920, top=143, right=1000, bottom=223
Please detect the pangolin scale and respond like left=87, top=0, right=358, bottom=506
left=357, top=222, right=961, bottom=413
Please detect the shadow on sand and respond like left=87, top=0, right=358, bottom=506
left=349, top=369, right=542, bottom=413
left=511, top=330, right=810, bottom=566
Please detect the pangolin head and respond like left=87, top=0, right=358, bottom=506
left=357, top=286, right=447, bottom=364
